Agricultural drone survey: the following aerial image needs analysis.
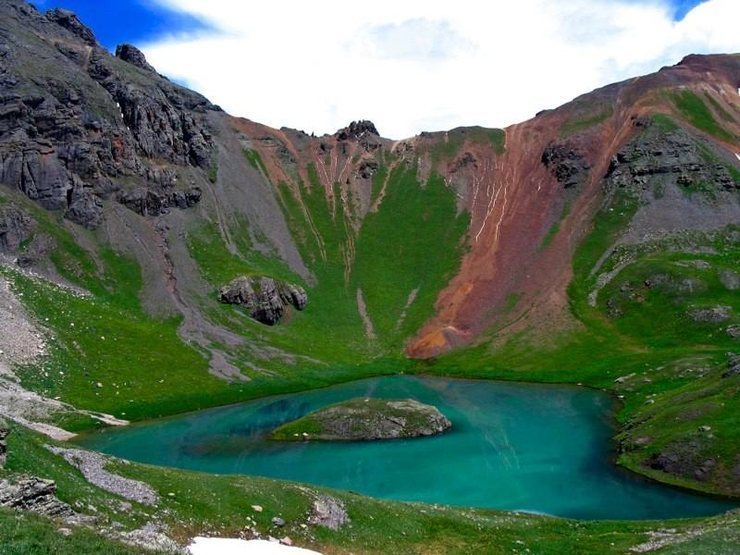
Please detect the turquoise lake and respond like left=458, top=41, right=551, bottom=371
left=77, top=376, right=736, bottom=520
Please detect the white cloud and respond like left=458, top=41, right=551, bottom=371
left=142, top=0, right=740, bottom=139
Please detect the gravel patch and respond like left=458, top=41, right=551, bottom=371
left=0, top=276, right=47, bottom=369
left=118, top=522, right=185, bottom=554
left=46, top=446, right=159, bottom=506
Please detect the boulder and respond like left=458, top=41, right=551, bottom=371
left=65, top=189, right=104, bottom=229
left=307, top=495, right=349, bottom=530
left=723, top=353, right=740, bottom=378
left=688, top=305, right=732, bottom=323
left=0, top=204, right=34, bottom=252
left=218, top=276, right=307, bottom=325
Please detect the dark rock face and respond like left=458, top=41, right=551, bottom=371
left=118, top=186, right=202, bottom=217
left=335, top=120, right=382, bottom=151
left=646, top=450, right=718, bottom=483
left=541, top=143, right=591, bottom=188
left=218, top=276, right=307, bottom=325
left=0, top=423, right=7, bottom=468
left=88, top=48, right=215, bottom=169
left=336, top=120, right=379, bottom=140
left=0, top=1, right=217, bottom=228
left=0, top=205, right=35, bottom=252
left=65, top=188, right=104, bottom=228
left=0, top=476, right=75, bottom=517
left=46, top=8, right=96, bottom=46
left=357, top=159, right=379, bottom=179
left=115, top=44, right=156, bottom=73
left=605, top=127, right=736, bottom=193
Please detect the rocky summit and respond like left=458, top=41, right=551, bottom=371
left=0, top=0, right=738, bottom=553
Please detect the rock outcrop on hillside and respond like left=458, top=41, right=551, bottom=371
left=541, top=143, right=591, bottom=188
left=0, top=205, right=34, bottom=253
left=0, top=476, right=75, bottom=517
left=606, top=125, right=736, bottom=195
left=114, top=44, right=156, bottom=73
left=0, top=419, right=8, bottom=468
left=118, top=186, right=202, bottom=217
left=0, top=0, right=217, bottom=228
left=218, top=276, right=307, bottom=325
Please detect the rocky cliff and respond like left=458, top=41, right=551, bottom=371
left=2, top=0, right=737, bottom=362
left=0, top=0, right=217, bottom=229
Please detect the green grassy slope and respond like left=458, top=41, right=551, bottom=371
left=1, top=70, right=739, bottom=554
left=4, top=425, right=739, bottom=554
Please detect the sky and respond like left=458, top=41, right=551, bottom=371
left=31, top=0, right=740, bottom=139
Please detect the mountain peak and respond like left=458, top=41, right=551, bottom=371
left=115, top=43, right=156, bottom=73
left=335, top=120, right=379, bottom=141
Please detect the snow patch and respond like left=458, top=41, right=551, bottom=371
left=188, top=538, right=322, bottom=555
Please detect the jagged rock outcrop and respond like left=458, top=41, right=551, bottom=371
left=88, top=48, right=216, bottom=168
left=0, top=0, right=218, bottom=228
left=218, top=276, right=307, bottom=325
left=541, top=143, right=591, bottom=188
left=0, top=205, right=34, bottom=252
left=336, top=120, right=379, bottom=141
left=118, top=186, right=202, bottom=216
left=45, top=8, right=96, bottom=46
left=606, top=125, right=736, bottom=194
left=115, top=44, right=156, bottom=73
left=271, top=398, right=452, bottom=441
left=335, top=120, right=382, bottom=151
left=0, top=476, right=75, bottom=517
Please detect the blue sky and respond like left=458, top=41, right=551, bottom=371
left=30, top=0, right=209, bottom=49
left=29, top=1, right=738, bottom=138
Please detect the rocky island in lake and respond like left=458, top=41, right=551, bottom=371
left=270, top=398, right=452, bottom=441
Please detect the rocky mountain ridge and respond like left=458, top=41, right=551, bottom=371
left=0, top=0, right=736, bottom=362
left=0, top=2, right=738, bottom=552
left=0, top=0, right=217, bottom=229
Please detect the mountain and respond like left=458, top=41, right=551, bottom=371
left=0, top=0, right=738, bottom=552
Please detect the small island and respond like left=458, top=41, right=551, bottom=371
left=270, top=398, right=452, bottom=441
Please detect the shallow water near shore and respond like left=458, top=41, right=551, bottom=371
left=77, top=375, right=736, bottom=520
